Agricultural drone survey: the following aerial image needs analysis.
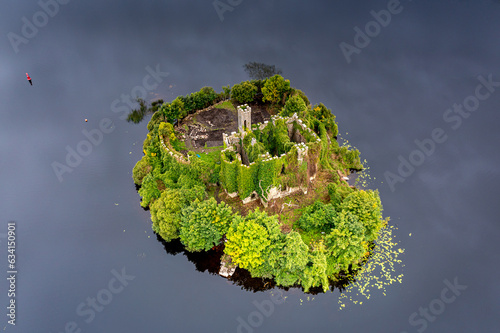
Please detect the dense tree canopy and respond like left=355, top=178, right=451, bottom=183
left=281, top=95, right=307, bottom=117
left=325, top=211, right=366, bottom=276
left=269, top=231, right=309, bottom=287
left=132, top=155, right=152, bottom=185
left=224, top=216, right=271, bottom=274
left=301, top=241, right=329, bottom=292
left=179, top=198, right=233, bottom=252
left=161, top=97, right=185, bottom=124
left=262, top=75, right=291, bottom=105
left=231, top=81, right=258, bottom=104
left=297, top=200, right=337, bottom=233
left=150, top=186, right=205, bottom=242
left=340, top=190, right=385, bottom=242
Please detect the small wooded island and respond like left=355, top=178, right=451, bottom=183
left=132, top=75, right=388, bottom=293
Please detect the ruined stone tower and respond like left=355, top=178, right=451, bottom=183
left=237, top=104, right=251, bottom=133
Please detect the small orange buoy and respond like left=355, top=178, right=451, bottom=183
left=85, top=119, right=88, bottom=122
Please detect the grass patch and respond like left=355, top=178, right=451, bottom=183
left=297, top=228, right=324, bottom=247
left=214, top=100, right=235, bottom=111
left=172, top=140, right=187, bottom=152
left=197, top=146, right=223, bottom=164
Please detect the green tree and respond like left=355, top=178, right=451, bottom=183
left=224, top=216, right=270, bottom=274
left=179, top=198, right=233, bottom=252
left=161, top=97, right=185, bottom=124
left=231, top=81, right=258, bottom=104
left=261, top=75, right=291, bottom=105
left=269, top=231, right=309, bottom=287
left=222, top=85, right=231, bottom=99
left=281, top=95, right=307, bottom=117
left=196, top=86, right=218, bottom=108
left=146, top=110, right=163, bottom=131
left=138, top=172, right=161, bottom=208
left=340, top=190, right=385, bottom=242
left=327, top=182, right=354, bottom=209
left=150, top=186, right=205, bottom=242
left=224, top=209, right=282, bottom=277
left=310, top=103, right=338, bottom=137
left=297, top=200, right=337, bottom=233
left=325, top=211, right=366, bottom=276
left=132, top=155, right=152, bottom=185
left=293, top=89, right=310, bottom=106
left=300, top=241, right=329, bottom=292
left=243, top=62, right=282, bottom=80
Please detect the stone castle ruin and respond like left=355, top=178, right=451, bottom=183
left=221, top=105, right=321, bottom=206
left=157, top=103, right=322, bottom=207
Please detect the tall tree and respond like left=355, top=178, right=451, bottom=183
left=261, top=75, right=291, bottom=106
left=179, top=198, right=233, bottom=252
left=340, top=190, right=385, bottom=242
left=243, top=62, right=283, bottom=80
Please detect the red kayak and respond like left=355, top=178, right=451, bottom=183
left=26, top=73, right=32, bottom=86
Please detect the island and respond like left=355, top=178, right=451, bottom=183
left=132, top=75, right=388, bottom=293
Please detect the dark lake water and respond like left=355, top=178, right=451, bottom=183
left=1, top=1, right=499, bottom=332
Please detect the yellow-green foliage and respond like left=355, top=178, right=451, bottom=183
left=262, top=75, right=291, bottom=105
left=310, top=103, right=338, bottom=137
left=224, top=216, right=271, bottom=273
left=327, top=182, right=355, bottom=207
left=138, top=172, right=161, bottom=207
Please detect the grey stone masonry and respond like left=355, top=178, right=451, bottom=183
left=237, top=104, right=251, bottom=133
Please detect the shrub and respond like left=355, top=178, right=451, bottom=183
left=297, top=201, right=337, bottom=233
left=132, top=156, right=152, bottom=185
left=327, top=183, right=354, bottom=209
left=261, top=75, right=291, bottom=106
left=281, top=95, right=307, bottom=117
left=231, top=81, right=258, bottom=104
left=138, top=172, right=161, bottom=208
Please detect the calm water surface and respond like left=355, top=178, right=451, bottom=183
left=1, top=1, right=499, bottom=332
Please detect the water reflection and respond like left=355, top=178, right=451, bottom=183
left=155, top=234, right=379, bottom=295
